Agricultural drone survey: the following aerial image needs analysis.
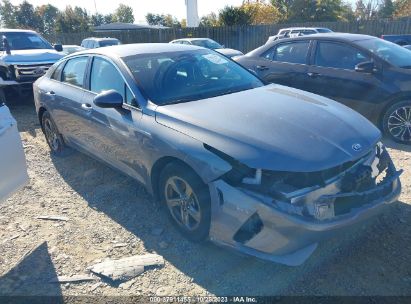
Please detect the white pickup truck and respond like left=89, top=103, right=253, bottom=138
left=0, top=29, right=64, bottom=102
left=0, top=103, right=28, bottom=202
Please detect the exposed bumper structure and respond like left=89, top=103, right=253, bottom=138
left=208, top=145, right=402, bottom=266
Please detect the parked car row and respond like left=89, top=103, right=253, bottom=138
left=33, top=42, right=402, bottom=265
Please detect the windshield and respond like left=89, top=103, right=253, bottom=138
left=190, top=39, right=223, bottom=50
left=356, top=38, right=411, bottom=68
left=123, top=49, right=263, bottom=105
left=99, top=40, right=120, bottom=47
left=0, top=32, right=52, bottom=51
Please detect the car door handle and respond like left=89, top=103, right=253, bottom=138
left=45, top=91, right=55, bottom=95
left=256, top=65, right=269, bottom=71
left=81, top=103, right=92, bottom=111
left=307, top=72, right=321, bottom=78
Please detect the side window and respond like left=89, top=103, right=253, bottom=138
left=90, top=57, right=137, bottom=107
left=264, top=41, right=310, bottom=64
left=314, top=42, right=370, bottom=70
left=61, top=57, right=88, bottom=88
left=50, top=61, right=65, bottom=81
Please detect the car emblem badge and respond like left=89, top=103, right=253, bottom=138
left=352, top=143, right=362, bottom=152
left=34, top=67, right=44, bottom=75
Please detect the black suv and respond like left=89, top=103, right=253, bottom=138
left=235, top=33, right=411, bottom=144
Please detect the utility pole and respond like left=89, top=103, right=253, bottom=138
left=93, top=0, right=98, bottom=14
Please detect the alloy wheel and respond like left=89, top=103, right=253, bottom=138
left=387, top=105, right=411, bottom=143
left=43, top=117, right=60, bottom=152
left=164, top=176, right=202, bottom=231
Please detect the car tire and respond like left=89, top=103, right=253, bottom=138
left=159, top=162, right=211, bottom=242
left=41, top=111, right=71, bottom=156
left=382, top=100, right=411, bottom=144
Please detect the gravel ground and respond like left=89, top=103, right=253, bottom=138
left=0, top=103, right=410, bottom=297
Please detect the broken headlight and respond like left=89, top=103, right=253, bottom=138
left=204, top=144, right=262, bottom=186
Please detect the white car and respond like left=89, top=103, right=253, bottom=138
left=265, top=27, right=333, bottom=44
left=0, top=103, right=28, bottom=203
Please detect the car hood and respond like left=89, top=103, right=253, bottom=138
left=215, top=48, right=244, bottom=58
left=0, top=49, right=64, bottom=64
left=155, top=84, right=381, bottom=172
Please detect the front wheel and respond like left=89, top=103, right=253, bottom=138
left=159, top=162, right=211, bottom=242
left=382, top=100, right=411, bottom=144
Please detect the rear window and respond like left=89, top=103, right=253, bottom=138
left=264, top=41, right=310, bottom=64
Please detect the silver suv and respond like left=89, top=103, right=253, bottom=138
left=81, top=37, right=121, bottom=49
left=266, top=27, right=332, bottom=44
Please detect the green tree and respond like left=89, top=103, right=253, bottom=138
left=36, top=4, right=59, bottom=35
left=56, top=6, right=90, bottom=33
left=104, top=13, right=114, bottom=24
left=270, top=0, right=294, bottom=19
left=354, top=0, right=380, bottom=20
left=287, top=0, right=353, bottom=22
left=113, top=4, right=134, bottom=23
left=0, top=0, right=17, bottom=28
left=15, top=1, right=42, bottom=31
left=91, top=13, right=105, bottom=26
left=378, top=0, right=394, bottom=18
left=219, top=5, right=252, bottom=26
left=242, top=0, right=281, bottom=24
left=145, top=13, right=180, bottom=27
left=199, top=12, right=220, bottom=26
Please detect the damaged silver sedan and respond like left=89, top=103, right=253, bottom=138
left=33, top=44, right=402, bottom=266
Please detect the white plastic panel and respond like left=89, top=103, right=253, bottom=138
left=0, top=104, right=28, bottom=203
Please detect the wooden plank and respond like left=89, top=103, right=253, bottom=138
left=49, top=275, right=98, bottom=283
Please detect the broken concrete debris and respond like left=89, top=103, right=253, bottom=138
left=87, top=254, right=164, bottom=281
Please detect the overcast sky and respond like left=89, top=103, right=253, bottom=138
left=9, top=0, right=246, bottom=24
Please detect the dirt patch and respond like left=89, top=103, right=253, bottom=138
left=1, top=103, right=410, bottom=296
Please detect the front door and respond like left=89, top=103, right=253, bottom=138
left=80, top=56, right=145, bottom=182
left=305, top=41, right=390, bottom=119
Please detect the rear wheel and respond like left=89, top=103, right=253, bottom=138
left=159, top=162, right=211, bottom=242
left=382, top=100, right=411, bottom=144
left=41, top=111, right=70, bottom=156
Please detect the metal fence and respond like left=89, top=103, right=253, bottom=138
left=45, top=18, right=411, bottom=53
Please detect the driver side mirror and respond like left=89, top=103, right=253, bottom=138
left=54, top=44, right=63, bottom=52
left=93, top=90, right=123, bottom=108
left=355, top=61, right=375, bottom=73
left=2, top=36, right=11, bottom=55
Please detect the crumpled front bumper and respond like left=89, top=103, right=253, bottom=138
left=208, top=164, right=402, bottom=266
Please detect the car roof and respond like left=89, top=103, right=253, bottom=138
left=68, top=43, right=204, bottom=58
left=280, top=27, right=330, bottom=31
left=82, top=37, right=120, bottom=42
left=274, top=32, right=375, bottom=42
left=0, top=28, right=37, bottom=33
left=173, top=38, right=212, bottom=42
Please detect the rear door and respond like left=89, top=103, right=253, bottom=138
left=0, top=104, right=28, bottom=203
left=305, top=40, right=389, bottom=119
left=46, top=56, right=90, bottom=147
left=256, top=40, right=312, bottom=90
